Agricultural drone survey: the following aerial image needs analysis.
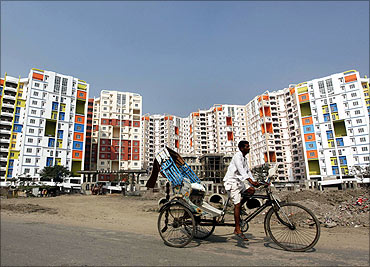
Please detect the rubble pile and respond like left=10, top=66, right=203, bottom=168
left=278, top=188, right=369, bottom=228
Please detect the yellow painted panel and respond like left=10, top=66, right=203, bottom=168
left=297, top=86, right=308, bottom=94
left=10, top=151, right=20, bottom=159
left=343, top=70, right=357, bottom=75
left=330, top=157, right=337, bottom=166
left=32, top=68, right=44, bottom=73
left=322, top=105, right=329, bottom=114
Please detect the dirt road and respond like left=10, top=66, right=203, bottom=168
left=1, top=194, right=369, bottom=266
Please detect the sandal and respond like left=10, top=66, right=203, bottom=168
left=234, top=232, right=249, bottom=241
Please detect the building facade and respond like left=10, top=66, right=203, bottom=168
left=88, top=90, right=142, bottom=181
left=294, top=70, right=370, bottom=187
left=0, top=69, right=90, bottom=185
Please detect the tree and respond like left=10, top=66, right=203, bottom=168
left=251, top=163, right=270, bottom=182
left=39, top=165, right=71, bottom=185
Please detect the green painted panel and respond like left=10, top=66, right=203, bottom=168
left=45, top=120, right=56, bottom=137
left=71, top=161, right=81, bottom=176
left=308, top=160, right=320, bottom=175
left=76, top=100, right=85, bottom=115
left=333, top=120, right=347, bottom=137
left=300, top=102, right=312, bottom=117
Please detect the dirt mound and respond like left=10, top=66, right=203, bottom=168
left=1, top=203, right=58, bottom=215
left=276, top=188, right=369, bottom=227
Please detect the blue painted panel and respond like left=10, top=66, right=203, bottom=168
left=324, top=114, right=330, bottom=122
left=326, top=130, right=334, bottom=139
left=46, top=157, right=53, bottom=167
left=73, top=141, right=83, bottom=150
left=303, top=125, right=314, bottom=134
left=74, top=123, right=84, bottom=133
left=57, top=130, right=63, bottom=139
left=13, top=124, right=23, bottom=133
left=336, top=138, right=344, bottom=147
left=332, top=166, right=339, bottom=175
left=330, top=103, right=338, bottom=113
left=305, top=141, right=317, bottom=151
left=339, top=156, right=347, bottom=165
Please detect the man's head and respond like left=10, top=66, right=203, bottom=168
left=238, top=140, right=250, bottom=156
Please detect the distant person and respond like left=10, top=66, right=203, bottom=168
left=223, top=140, right=260, bottom=241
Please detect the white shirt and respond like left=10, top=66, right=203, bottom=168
left=223, top=151, right=255, bottom=183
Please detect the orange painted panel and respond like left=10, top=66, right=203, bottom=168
left=77, top=90, right=87, bottom=99
left=344, top=74, right=357, bottom=83
left=0, top=79, right=4, bottom=86
left=175, top=126, right=179, bottom=135
left=33, top=73, right=44, bottom=81
left=302, top=117, right=313, bottom=126
left=217, top=107, right=222, bottom=111
left=175, top=140, right=179, bottom=148
left=306, top=150, right=318, bottom=159
left=304, top=133, right=316, bottom=142
left=289, top=88, right=295, bottom=95
left=192, top=112, right=199, bottom=117
left=164, top=116, right=168, bottom=120
left=72, top=150, right=83, bottom=160
left=75, top=115, right=85, bottom=124
left=74, top=132, right=84, bottom=141
left=190, top=125, right=192, bottom=134
left=190, top=139, right=192, bottom=147
left=298, top=93, right=309, bottom=102
left=169, top=116, right=173, bottom=120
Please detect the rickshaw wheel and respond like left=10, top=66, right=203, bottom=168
left=158, top=204, right=195, bottom=248
left=192, top=216, right=216, bottom=239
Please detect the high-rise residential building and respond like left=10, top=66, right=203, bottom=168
left=141, top=114, right=182, bottom=169
left=245, top=88, right=304, bottom=185
left=142, top=69, right=369, bottom=189
left=293, top=70, right=370, bottom=187
left=0, top=69, right=89, bottom=186
left=88, top=90, right=142, bottom=181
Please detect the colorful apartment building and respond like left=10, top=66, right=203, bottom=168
left=0, top=69, right=89, bottom=186
left=293, top=70, right=370, bottom=187
left=88, top=90, right=142, bottom=181
left=142, top=70, right=369, bottom=188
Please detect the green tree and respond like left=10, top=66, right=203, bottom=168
left=39, top=165, right=71, bottom=185
left=251, top=163, right=270, bottom=182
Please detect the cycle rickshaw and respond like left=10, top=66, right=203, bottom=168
left=146, top=147, right=320, bottom=252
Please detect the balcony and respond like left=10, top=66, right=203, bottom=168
left=2, top=94, right=16, bottom=101
left=0, top=129, right=11, bottom=134
left=0, top=110, right=13, bottom=117
left=0, top=120, right=12, bottom=126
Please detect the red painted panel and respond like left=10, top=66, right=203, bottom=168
left=133, top=121, right=140, bottom=127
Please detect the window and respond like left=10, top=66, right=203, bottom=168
left=355, top=110, right=361, bottom=115
left=34, top=83, right=40, bottom=88
left=349, top=84, right=355, bottom=89
left=27, top=138, right=33, bottom=143
left=33, top=91, right=39, bottom=96
left=362, top=147, right=368, bottom=151
left=25, top=158, right=31, bottom=163
left=29, top=129, right=34, bottom=133
left=356, top=119, right=362, bottom=124
left=32, top=100, right=37, bottom=105
left=351, top=92, right=357, bottom=97
left=364, top=157, right=370, bottom=161
left=31, top=109, right=36, bottom=115
left=359, top=128, right=364, bottom=133
left=30, top=119, right=35, bottom=124
left=353, top=101, right=359, bottom=106
left=26, top=148, right=32, bottom=153
left=360, top=137, right=366, bottom=142
left=25, top=168, right=30, bottom=174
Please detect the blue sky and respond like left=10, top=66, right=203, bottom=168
left=1, top=1, right=369, bottom=117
